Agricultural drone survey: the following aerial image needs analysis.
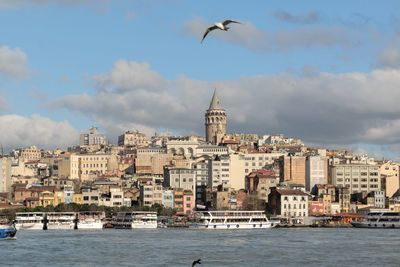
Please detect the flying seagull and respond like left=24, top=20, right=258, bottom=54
left=201, top=19, right=242, bottom=43
left=192, top=259, right=202, bottom=267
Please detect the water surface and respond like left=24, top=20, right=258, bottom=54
left=1, top=228, right=399, bottom=266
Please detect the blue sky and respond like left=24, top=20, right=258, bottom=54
left=1, top=0, right=400, bottom=160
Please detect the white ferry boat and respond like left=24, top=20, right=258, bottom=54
left=77, top=211, right=105, bottom=229
left=113, top=211, right=158, bottom=229
left=351, top=211, right=400, bottom=228
left=189, top=210, right=277, bottom=230
left=46, top=212, right=76, bottom=230
left=15, top=212, right=45, bottom=230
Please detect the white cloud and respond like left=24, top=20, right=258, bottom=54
left=48, top=60, right=400, bottom=157
left=184, top=17, right=351, bottom=51
left=93, top=60, right=166, bottom=93
left=0, top=114, right=78, bottom=150
left=0, top=46, right=29, bottom=79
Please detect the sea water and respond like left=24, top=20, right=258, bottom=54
left=1, top=228, right=399, bottom=267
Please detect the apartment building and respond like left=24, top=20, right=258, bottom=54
left=279, top=155, right=306, bottom=186
left=331, top=163, right=381, bottom=194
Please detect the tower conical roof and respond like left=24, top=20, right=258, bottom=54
left=209, top=88, right=222, bottom=110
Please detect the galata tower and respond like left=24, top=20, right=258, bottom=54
left=205, top=88, right=227, bottom=145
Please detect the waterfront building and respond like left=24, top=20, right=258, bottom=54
left=99, top=186, right=129, bottom=207
left=279, top=155, right=306, bottom=186
left=162, top=189, right=174, bottom=209
left=245, top=169, right=277, bottom=204
left=12, top=186, right=55, bottom=205
left=322, top=193, right=332, bottom=214
left=330, top=202, right=341, bottom=214
left=39, top=190, right=55, bottom=207
left=380, top=162, right=400, bottom=198
left=53, top=190, right=65, bottom=206
left=63, top=185, right=75, bottom=204
left=182, top=190, right=194, bottom=215
left=205, top=89, right=227, bottom=145
left=140, top=182, right=163, bottom=207
left=173, top=189, right=184, bottom=213
left=212, top=190, right=230, bottom=210
left=267, top=187, right=309, bottom=224
left=365, top=190, right=386, bottom=208
left=309, top=201, right=324, bottom=216
left=163, top=167, right=196, bottom=191
left=79, top=127, right=107, bottom=147
left=336, top=186, right=351, bottom=213
left=312, top=184, right=350, bottom=213
left=331, top=163, right=381, bottom=194
left=193, top=161, right=208, bottom=205
left=305, top=156, right=328, bottom=192
left=81, top=188, right=100, bottom=205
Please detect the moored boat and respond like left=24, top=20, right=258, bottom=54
left=189, top=210, right=277, bottom=230
left=0, top=217, right=17, bottom=239
left=46, top=212, right=75, bottom=230
left=351, top=211, right=400, bottom=228
left=77, top=211, right=105, bottom=229
left=14, top=212, right=44, bottom=230
left=113, top=211, right=158, bottom=229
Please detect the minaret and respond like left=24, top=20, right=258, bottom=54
left=205, top=88, right=227, bottom=145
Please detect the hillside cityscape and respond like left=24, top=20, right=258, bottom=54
left=0, top=89, right=398, bottom=225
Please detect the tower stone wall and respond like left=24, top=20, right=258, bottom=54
left=205, top=89, right=227, bottom=145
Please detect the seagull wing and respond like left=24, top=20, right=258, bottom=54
left=222, top=19, right=242, bottom=26
left=201, top=25, right=219, bottom=43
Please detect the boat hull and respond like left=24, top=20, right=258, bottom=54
left=190, top=222, right=274, bottom=230
left=15, top=222, right=43, bottom=230
left=0, top=227, right=17, bottom=239
left=77, top=222, right=103, bottom=229
left=46, top=223, right=75, bottom=230
left=351, top=221, right=400, bottom=228
left=131, top=223, right=157, bottom=229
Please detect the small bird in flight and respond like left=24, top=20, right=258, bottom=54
left=192, top=259, right=202, bottom=267
left=201, top=19, right=242, bottom=43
